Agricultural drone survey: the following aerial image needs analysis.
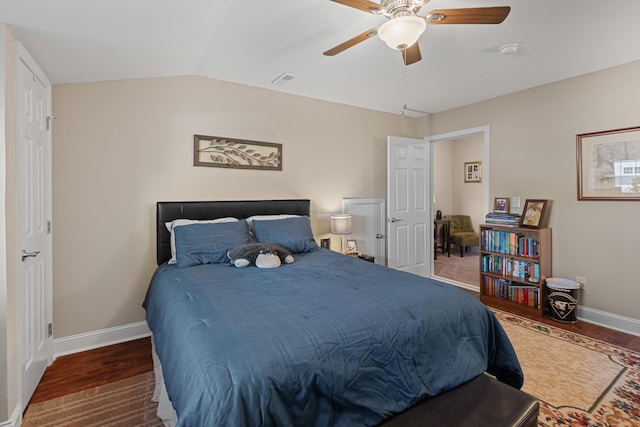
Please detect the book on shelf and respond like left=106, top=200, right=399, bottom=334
left=484, top=212, right=522, bottom=226
left=483, top=277, right=539, bottom=307
left=481, top=228, right=540, bottom=258
left=481, top=254, right=540, bottom=282
left=486, top=212, right=521, bottom=219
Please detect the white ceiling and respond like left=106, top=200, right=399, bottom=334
left=3, top=0, right=640, bottom=115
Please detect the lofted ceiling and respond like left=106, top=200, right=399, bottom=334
left=3, top=0, right=640, bottom=115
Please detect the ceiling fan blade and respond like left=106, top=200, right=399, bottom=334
left=323, top=28, right=378, bottom=56
left=402, top=43, right=422, bottom=65
left=426, top=6, right=511, bottom=25
left=329, top=0, right=385, bottom=14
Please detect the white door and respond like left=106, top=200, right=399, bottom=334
left=387, top=136, right=431, bottom=276
left=17, top=43, right=53, bottom=407
left=342, top=198, right=386, bottom=265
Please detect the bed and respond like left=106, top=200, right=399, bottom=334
left=143, top=199, right=523, bottom=426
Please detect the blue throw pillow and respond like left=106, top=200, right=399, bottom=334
left=174, top=220, right=251, bottom=267
left=252, top=216, right=319, bottom=254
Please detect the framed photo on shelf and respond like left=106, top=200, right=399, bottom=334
left=464, top=161, right=482, bottom=183
left=346, top=239, right=357, bottom=253
left=493, top=197, right=510, bottom=213
left=577, top=126, right=640, bottom=201
left=520, top=199, right=548, bottom=229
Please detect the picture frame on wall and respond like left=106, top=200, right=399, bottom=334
left=464, top=161, right=482, bottom=183
left=577, top=126, right=640, bottom=201
left=194, top=134, right=282, bottom=171
left=520, top=199, right=548, bottom=229
left=493, top=197, right=510, bottom=213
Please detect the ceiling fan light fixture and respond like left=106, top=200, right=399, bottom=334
left=378, top=15, right=426, bottom=50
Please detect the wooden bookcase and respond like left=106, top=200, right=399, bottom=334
left=479, top=224, right=552, bottom=316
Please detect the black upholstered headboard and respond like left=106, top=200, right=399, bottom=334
left=156, top=199, right=311, bottom=265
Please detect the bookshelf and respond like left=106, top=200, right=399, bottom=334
left=479, top=224, right=552, bottom=316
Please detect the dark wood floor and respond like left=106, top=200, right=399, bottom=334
left=28, top=337, right=153, bottom=406
left=28, top=301, right=640, bottom=410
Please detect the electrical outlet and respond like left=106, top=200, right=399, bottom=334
left=576, top=276, right=587, bottom=288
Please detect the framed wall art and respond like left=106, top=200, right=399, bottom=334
left=520, top=199, right=548, bottom=229
left=577, top=126, right=640, bottom=201
left=194, top=134, right=282, bottom=171
left=464, top=161, right=482, bottom=183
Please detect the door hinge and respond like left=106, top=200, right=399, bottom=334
left=46, top=115, right=57, bottom=131
left=48, top=322, right=53, bottom=337
left=47, top=220, right=52, bottom=234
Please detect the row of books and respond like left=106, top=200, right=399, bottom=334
left=484, top=212, right=522, bottom=226
left=481, top=254, right=540, bottom=282
left=481, top=228, right=540, bottom=258
left=483, top=277, right=539, bottom=308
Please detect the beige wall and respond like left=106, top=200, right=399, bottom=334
left=52, top=76, right=421, bottom=337
left=432, top=139, right=453, bottom=215
left=451, top=135, right=484, bottom=231
left=430, top=60, right=640, bottom=320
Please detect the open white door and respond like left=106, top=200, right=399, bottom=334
left=16, top=42, right=53, bottom=408
left=387, top=136, right=431, bottom=277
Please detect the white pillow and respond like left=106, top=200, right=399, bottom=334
left=245, top=214, right=299, bottom=230
left=165, top=217, right=238, bottom=264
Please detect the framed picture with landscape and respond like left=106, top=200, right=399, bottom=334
left=577, top=126, right=640, bottom=201
left=520, top=199, right=548, bottom=229
left=493, top=197, right=510, bottom=213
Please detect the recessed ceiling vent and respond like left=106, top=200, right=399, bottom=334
left=271, top=73, right=297, bottom=86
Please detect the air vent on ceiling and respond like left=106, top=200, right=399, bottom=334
left=271, top=73, right=297, bottom=86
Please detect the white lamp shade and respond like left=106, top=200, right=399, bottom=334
left=330, top=214, right=352, bottom=235
left=377, top=15, right=426, bottom=50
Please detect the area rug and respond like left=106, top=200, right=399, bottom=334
left=22, top=313, right=639, bottom=426
left=493, top=309, right=640, bottom=427
left=22, top=371, right=163, bottom=427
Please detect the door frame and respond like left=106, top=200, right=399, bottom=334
left=427, top=125, right=490, bottom=292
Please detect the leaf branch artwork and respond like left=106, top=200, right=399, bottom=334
left=194, top=134, right=282, bottom=171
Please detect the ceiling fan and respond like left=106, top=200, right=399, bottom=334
left=324, top=0, right=511, bottom=65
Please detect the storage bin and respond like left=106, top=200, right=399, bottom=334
left=546, top=278, right=580, bottom=323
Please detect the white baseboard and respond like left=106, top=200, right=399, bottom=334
left=577, top=306, right=640, bottom=337
left=0, top=324, right=151, bottom=426
left=440, top=277, right=639, bottom=338
left=50, top=305, right=638, bottom=362
left=53, top=321, right=151, bottom=359
left=0, top=404, right=20, bottom=427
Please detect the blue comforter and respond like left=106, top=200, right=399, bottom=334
left=143, top=249, right=523, bottom=426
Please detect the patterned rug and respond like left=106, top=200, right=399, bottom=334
left=493, top=309, right=640, bottom=427
left=22, top=312, right=639, bottom=426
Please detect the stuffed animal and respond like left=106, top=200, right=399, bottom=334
left=227, top=242, right=295, bottom=268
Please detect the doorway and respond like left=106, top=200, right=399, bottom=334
left=428, top=126, right=489, bottom=291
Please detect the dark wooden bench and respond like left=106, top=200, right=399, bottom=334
left=379, top=373, right=539, bottom=427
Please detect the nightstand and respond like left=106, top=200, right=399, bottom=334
left=347, top=253, right=375, bottom=263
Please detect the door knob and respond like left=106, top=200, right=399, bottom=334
left=376, top=234, right=384, bottom=239
left=21, top=250, right=40, bottom=261
left=390, top=218, right=404, bottom=223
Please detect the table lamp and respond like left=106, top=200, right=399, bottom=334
left=330, top=214, right=352, bottom=253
